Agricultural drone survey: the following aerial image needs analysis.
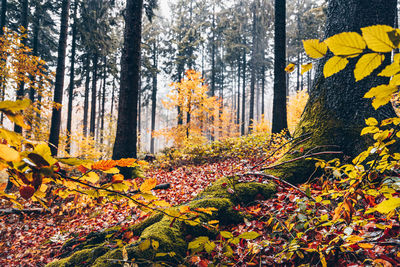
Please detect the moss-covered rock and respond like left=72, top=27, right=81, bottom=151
left=46, top=177, right=276, bottom=267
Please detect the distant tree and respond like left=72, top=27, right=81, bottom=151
left=65, top=0, right=77, bottom=153
left=48, top=0, right=70, bottom=156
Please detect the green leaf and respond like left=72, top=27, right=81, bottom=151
left=220, top=231, right=233, bottom=239
left=204, top=241, right=216, bottom=253
left=323, top=56, right=349, bottom=78
left=238, top=231, right=260, bottom=240
left=139, top=239, right=151, bottom=251
left=188, top=236, right=209, bottom=250
left=354, top=53, right=384, bottom=81
left=324, top=32, right=366, bottom=56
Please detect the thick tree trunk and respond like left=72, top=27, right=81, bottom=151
left=268, top=0, right=398, bottom=184
left=46, top=178, right=275, bottom=267
left=271, top=0, right=288, bottom=134
left=48, top=0, right=70, bottom=156
left=112, top=0, right=143, bottom=163
left=89, top=53, right=98, bottom=137
left=66, top=0, right=77, bottom=154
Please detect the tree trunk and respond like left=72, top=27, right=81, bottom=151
left=66, top=0, right=77, bottom=154
left=112, top=0, right=143, bottom=163
left=89, top=53, right=98, bottom=137
left=241, top=48, right=246, bottom=136
left=100, top=58, right=107, bottom=145
left=236, top=57, right=241, bottom=129
left=83, top=55, right=90, bottom=137
left=268, top=0, right=398, bottom=184
left=0, top=0, right=6, bottom=124
left=0, top=0, right=6, bottom=35
left=271, top=0, right=288, bottom=134
left=150, top=41, right=158, bottom=154
left=48, top=0, right=70, bottom=156
left=14, top=0, right=29, bottom=134
left=249, top=1, right=257, bottom=133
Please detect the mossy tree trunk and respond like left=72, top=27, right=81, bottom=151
left=46, top=178, right=275, bottom=267
left=269, top=0, right=398, bottom=184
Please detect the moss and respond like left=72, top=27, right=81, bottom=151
left=48, top=177, right=277, bottom=266
left=196, top=176, right=275, bottom=204
left=47, top=247, right=110, bottom=267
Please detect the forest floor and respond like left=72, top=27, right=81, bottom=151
left=0, top=153, right=399, bottom=266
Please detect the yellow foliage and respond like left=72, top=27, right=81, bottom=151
left=324, top=31, right=366, bottom=56
left=361, top=25, right=397, bottom=52
left=156, top=70, right=238, bottom=148
left=251, top=115, right=271, bottom=134
left=287, top=89, right=309, bottom=134
left=302, top=39, right=327, bottom=59
left=354, top=53, right=384, bottom=81
left=323, top=56, right=349, bottom=78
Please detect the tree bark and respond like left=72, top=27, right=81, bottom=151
left=89, top=53, right=98, bottom=137
left=48, top=0, right=70, bottom=156
left=83, top=55, right=90, bottom=137
left=271, top=0, right=288, bottom=134
left=268, top=0, right=398, bottom=184
left=100, top=58, right=107, bottom=145
left=14, top=0, right=29, bottom=134
left=241, top=48, right=246, bottom=136
left=66, top=0, right=77, bottom=154
left=150, top=41, right=158, bottom=154
left=0, top=0, right=6, bottom=35
left=249, top=1, right=257, bottom=132
left=112, top=0, right=143, bottom=164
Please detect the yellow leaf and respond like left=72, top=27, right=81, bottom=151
left=140, top=178, right=157, bottom=193
left=285, top=63, right=296, bottom=73
left=346, top=235, right=364, bottom=243
left=301, top=63, right=313, bottom=75
left=379, top=62, right=400, bottom=77
left=358, top=243, right=374, bottom=249
left=365, top=117, right=378, bottom=126
left=0, top=144, right=20, bottom=162
left=361, top=126, right=379, bottom=136
left=324, top=32, right=366, bottom=56
left=302, top=39, right=327, bottom=58
left=354, top=53, right=384, bottom=81
left=390, top=74, right=400, bottom=86
left=374, top=197, right=400, bottom=214
left=363, top=84, right=398, bottom=109
left=361, top=25, right=396, bottom=52
left=319, top=252, right=327, bottom=267
left=82, top=172, right=99, bottom=184
left=323, top=56, right=349, bottom=78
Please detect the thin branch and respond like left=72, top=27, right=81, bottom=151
left=260, top=151, right=343, bottom=171
left=250, top=133, right=312, bottom=171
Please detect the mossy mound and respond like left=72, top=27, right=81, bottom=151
left=47, top=177, right=275, bottom=267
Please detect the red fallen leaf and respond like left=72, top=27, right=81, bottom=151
left=199, top=259, right=209, bottom=267
left=19, top=185, right=35, bottom=200
left=78, top=237, right=86, bottom=242
left=221, top=183, right=228, bottom=188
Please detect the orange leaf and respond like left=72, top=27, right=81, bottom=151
left=91, top=160, right=117, bottom=171
left=140, top=178, right=157, bottom=193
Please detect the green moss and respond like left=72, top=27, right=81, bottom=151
left=46, top=247, right=110, bottom=267
left=48, top=177, right=277, bottom=266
